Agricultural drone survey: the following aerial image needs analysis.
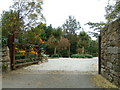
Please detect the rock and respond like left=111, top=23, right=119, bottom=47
left=101, top=19, right=120, bottom=88
left=38, top=61, right=42, bottom=65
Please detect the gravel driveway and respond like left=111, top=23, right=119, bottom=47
left=24, top=57, right=98, bottom=74
left=2, top=57, right=99, bottom=88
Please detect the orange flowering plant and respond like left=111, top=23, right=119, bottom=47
left=39, top=38, right=42, bottom=42
left=34, top=33, right=36, bottom=36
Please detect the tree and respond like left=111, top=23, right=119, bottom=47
left=62, top=16, right=81, bottom=54
left=86, top=40, right=98, bottom=56
left=47, top=36, right=58, bottom=55
left=57, top=37, right=70, bottom=57
left=85, top=22, right=106, bottom=38
left=2, top=10, right=23, bottom=38
left=47, top=27, right=62, bottom=55
left=44, top=24, right=54, bottom=40
left=77, top=31, right=91, bottom=54
left=33, top=23, right=47, bottom=41
left=52, top=27, right=63, bottom=40
left=86, top=1, right=120, bottom=38
left=58, top=37, right=70, bottom=50
left=62, top=16, right=81, bottom=35
left=105, top=1, right=120, bottom=23
left=10, top=0, right=45, bottom=30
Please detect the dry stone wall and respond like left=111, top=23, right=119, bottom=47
left=0, top=46, right=10, bottom=72
left=101, top=19, right=120, bottom=87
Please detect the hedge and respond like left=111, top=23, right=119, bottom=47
left=71, top=54, right=93, bottom=58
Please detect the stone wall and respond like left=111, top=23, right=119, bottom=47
left=0, top=46, right=10, bottom=72
left=101, top=19, right=120, bottom=87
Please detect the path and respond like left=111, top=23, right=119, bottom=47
left=24, top=57, right=98, bottom=73
left=2, top=57, right=100, bottom=88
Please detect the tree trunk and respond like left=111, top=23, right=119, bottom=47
left=82, top=46, right=84, bottom=54
left=54, top=47, right=57, bottom=55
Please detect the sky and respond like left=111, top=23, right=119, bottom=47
left=0, top=0, right=109, bottom=40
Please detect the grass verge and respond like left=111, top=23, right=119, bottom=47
left=92, top=75, right=120, bottom=89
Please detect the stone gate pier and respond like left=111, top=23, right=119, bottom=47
left=101, top=19, right=120, bottom=87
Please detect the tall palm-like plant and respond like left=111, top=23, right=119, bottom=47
left=78, top=31, right=91, bottom=54
left=47, top=27, right=62, bottom=55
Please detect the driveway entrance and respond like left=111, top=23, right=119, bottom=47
left=3, top=57, right=99, bottom=88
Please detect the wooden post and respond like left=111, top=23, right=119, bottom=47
left=12, top=33, right=16, bottom=69
left=8, top=33, right=16, bottom=70
left=98, top=35, right=101, bottom=74
left=8, top=35, right=12, bottom=70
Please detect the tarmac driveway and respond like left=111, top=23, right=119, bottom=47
left=2, top=57, right=99, bottom=88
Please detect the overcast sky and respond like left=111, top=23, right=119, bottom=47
left=42, top=0, right=108, bottom=27
left=0, top=0, right=109, bottom=39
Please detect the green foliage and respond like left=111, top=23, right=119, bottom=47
left=44, top=43, right=54, bottom=56
left=71, top=54, right=85, bottom=58
left=84, top=54, right=93, bottom=58
left=44, top=24, right=54, bottom=40
left=78, top=31, right=91, bottom=47
left=86, top=1, right=120, bottom=38
left=2, top=10, right=23, bottom=37
left=17, top=23, right=46, bottom=44
left=51, top=54, right=59, bottom=57
left=77, top=31, right=91, bottom=54
left=86, top=40, right=98, bottom=57
left=65, top=34, right=78, bottom=54
left=59, top=49, right=69, bottom=57
left=85, top=22, right=106, bottom=38
left=62, top=16, right=81, bottom=35
left=52, top=27, right=62, bottom=40
left=71, top=54, right=93, bottom=58
left=105, top=1, right=120, bottom=23
left=47, top=27, right=63, bottom=55
left=10, top=0, right=45, bottom=30
left=1, top=36, right=8, bottom=47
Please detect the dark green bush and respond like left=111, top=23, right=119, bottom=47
left=92, top=53, right=98, bottom=57
left=84, top=54, right=93, bottom=58
left=71, top=54, right=85, bottom=58
left=51, top=54, right=59, bottom=57
left=71, top=54, right=93, bottom=58
left=59, top=49, right=69, bottom=57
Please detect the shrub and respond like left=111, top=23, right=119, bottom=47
left=71, top=54, right=93, bottom=58
left=51, top=54, right=59, bottom=57
left=84, top=54, right=93, bottom=58
left=59, top=49, right=69, bottom=57
left=92, top=53, right=98, bottom=57
left=71, top=54, right=85, bottom=58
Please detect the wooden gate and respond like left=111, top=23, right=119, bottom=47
left=8, top=32, right=42, bottom=70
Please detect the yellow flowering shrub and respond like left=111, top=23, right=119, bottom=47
left=30, top=50, right=38, bottom=55
left=19, top=50, right=26, bottom=54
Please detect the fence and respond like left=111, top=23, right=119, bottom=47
left=8, top=33, right=42, bottom=70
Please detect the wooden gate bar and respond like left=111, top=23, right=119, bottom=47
left=15, top=61, right=39, bottom=67
left=12, top=33, right=16, bottom=70
left=8, top=32, right=42, bottom=70
left=15, top=58, right=31, bottom=62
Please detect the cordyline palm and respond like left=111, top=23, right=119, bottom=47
left=47, top=27, right=62, bottom=55
left=78, top=31, right=91, bottom=54
left=52, top=28, right=62, bottom=54
left=47, top=36, right=59, bottom=55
